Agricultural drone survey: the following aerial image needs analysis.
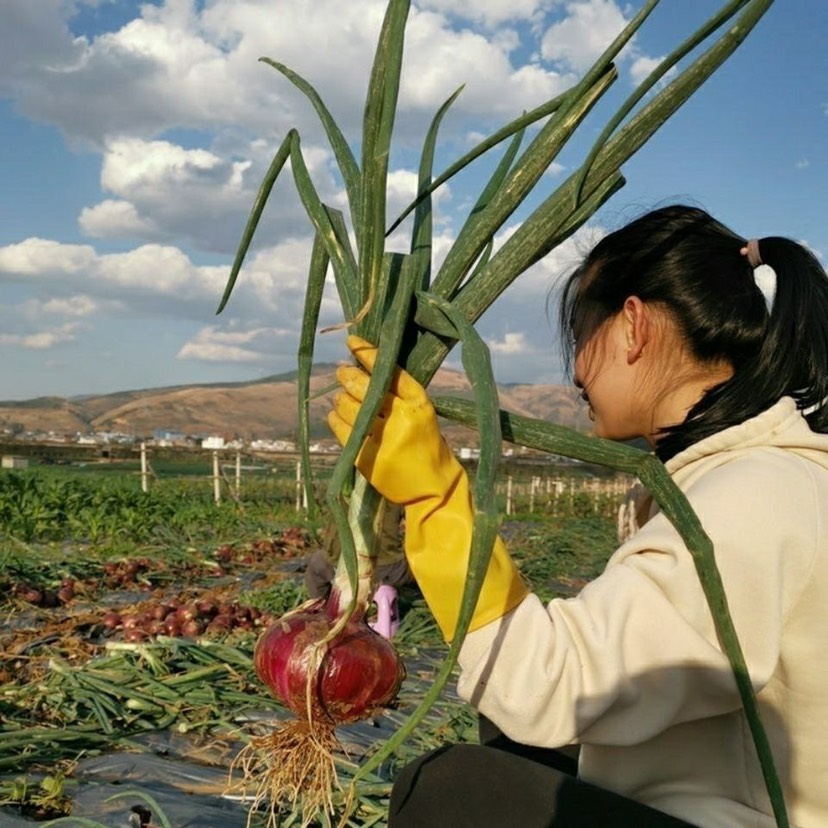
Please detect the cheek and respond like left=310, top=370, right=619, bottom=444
left=574, top=347, right=593, bottom=386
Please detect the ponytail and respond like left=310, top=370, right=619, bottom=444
left=738, top=237, right=828, bottom=429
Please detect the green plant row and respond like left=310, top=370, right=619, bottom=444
left=0, top=470, right=300, bottom=545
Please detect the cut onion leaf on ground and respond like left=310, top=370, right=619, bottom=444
left=217, top=0, right=785, bottom=826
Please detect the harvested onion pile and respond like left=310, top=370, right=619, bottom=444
left=102, top=597, right=271, bottom=642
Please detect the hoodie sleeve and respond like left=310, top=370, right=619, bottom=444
left=456, top=450, right=820, bottom=749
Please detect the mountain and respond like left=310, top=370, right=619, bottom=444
left=0, top=365, right=592, bottom=442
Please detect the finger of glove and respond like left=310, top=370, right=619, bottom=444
left=327, top=408, right=400, bottom=501
left=332, top=390, right=371, bottom=429
left=334, top=371, right=398, bottom=429
left=336, top=365, right=371, bottom=404
left=346, top=334, right=427, bottom=404
left=327, top=409, right=352, bottom=448
left=328, top=405, right=387, bottom=456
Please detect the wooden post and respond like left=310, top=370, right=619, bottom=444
left=235, top=451, right=241, bottom=498
left=140, top=442, right=149, bottom=493
left=213, top=451, right=221, bottom=504
left=506, top=475, right=513, bottom=516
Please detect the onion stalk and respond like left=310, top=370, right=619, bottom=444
left=219, top=1, right=783, bottom=826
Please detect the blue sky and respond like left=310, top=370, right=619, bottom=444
left=0, top=0, right=825, bottom=400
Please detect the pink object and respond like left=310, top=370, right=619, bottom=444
left=369, top=584, right=400, bottom=639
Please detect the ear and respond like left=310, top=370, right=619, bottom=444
left=622, top=296, right=649, bottom=364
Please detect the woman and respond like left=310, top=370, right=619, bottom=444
left=328, top=205, right=828, bottom=827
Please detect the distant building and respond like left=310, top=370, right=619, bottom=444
left=250, top=438, right=295, bottom=452
left=2, top=455, right=29, bottom=469
left=154, top=428, right=185, bottom=443
left=459, top=447, right=480, bottom=460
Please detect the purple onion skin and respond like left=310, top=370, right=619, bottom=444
left=254, top=597, right=405, bottom=724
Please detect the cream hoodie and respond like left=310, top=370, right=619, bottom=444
left=457, top=397, right=828, bottom=828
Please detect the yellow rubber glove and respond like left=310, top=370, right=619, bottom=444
left=328, top=335, right=529, bottom=642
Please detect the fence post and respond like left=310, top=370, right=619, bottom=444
left=235, top=451, right=241, bottom=498
left=140, top=442, right=149, bottom=493
left=295, top=460, right=303, bottom=513
left=212, top=450, right=221, bottom=504
left=506, top=475, right=513, bottom=516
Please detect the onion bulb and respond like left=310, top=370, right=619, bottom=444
left=230, top=590, right=405, bottom=828
left=254, top=595, right=404, bottom=723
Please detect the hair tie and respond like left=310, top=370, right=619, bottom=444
left=740, top=238, right=763, bottom=268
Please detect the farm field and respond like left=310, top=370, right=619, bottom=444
left=0, top=461, right=625, bottom=827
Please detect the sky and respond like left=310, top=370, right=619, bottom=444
left=0, top=0, right=825, bottom=401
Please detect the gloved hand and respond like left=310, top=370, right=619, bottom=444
left=328, top=335, right=529, bottom=642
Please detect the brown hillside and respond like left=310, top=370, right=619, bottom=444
left=0, top=367, right=591, bottom=441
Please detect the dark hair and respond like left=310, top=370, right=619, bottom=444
left=558, top=204, right=828, bottom=461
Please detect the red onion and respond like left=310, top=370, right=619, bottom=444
left=102, top=611, right=121, bottom=630
left=254, top=594, right=404, bottom=724
left=22, top=588, right=42, bottom=605
left=181, top=619, right=204, bottom=638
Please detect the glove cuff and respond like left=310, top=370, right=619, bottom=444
left=404, top=470, right=529, bottom=642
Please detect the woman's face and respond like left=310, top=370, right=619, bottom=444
left=573, top=313, right=647, bottom=442
left=573, top=299, right=734, bottom=447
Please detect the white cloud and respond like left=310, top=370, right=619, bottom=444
left=177, top=339, right=263, bottom=362
left=401, top=10, right=572, bottom=117
left=0, top=1, right=84, bottom=92
left=1, top=0, right=584, bottom=151
left=0, top=238, right=96, bottom=275
left=0, top=232, right=345, bottom=341
left=24, top=295, right=120, bottom=318
left=176, top=325, right=280, bottom=363
left=629, top=54, right=664, bottom=86
left=540, top=0, right=630, bottom=73
left=0, top=323, right=81, bottom=350
left=486, top=331, right=534, bottom=355
left=79, top=199, right=155, bottom=237
left=416, top=0, right=552, bottom=28
left=99, top=139, right=226, bottom=195
left=0, top=237, right=226, bottom=315
left=77, top=136, right=341, bottom=253
left=753, top=264, right=775, bottom=308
